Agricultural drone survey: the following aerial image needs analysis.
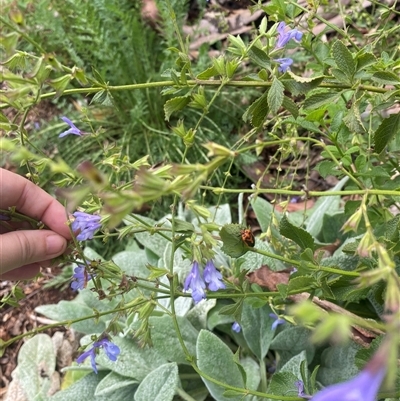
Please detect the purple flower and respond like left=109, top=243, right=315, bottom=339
left=269, top=313, right=286, bottom=330
left=59, top=116, right=82, bottom=138
left=71, top=264, right=93, bottom=291
left=232, top=322, right=241, bottom=333
left=309, top=367, right=386, bottom=401
left=275, top=22, right=303, bottom=48
left=71, top=211, right=101, bottom=241
left=184, top=261, right=206, bottom=303
left=203, top=260, right=225, bottom=291
left=274, top=58, right=293, bottom=73
left=76, top=338, right=120, bottom=374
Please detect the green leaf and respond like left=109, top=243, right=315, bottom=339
left=248, top=46, right=270, bottom=69
left=49, top=373, right=106, bottom=400
left=282, top=76, right=324, bottom=96
left=95, top=372, right=138, bottom=396
left=282, top=96, right=299, bottom=118
left=220, top=224, right=248, bottom=258
left=303, top=92, right=341, bottom=110
left=242, top=90, right=269, bottom=128
left=197, top=330, right=244, bottom=401
left=280, top=351, right=308, bottom=380
left=134, top=363, right=178, bottom=401
left=372, top=71, right=400, bottom=86
left=241, top=303, right=276, bottom=360
left=97, top=337, right=167, bottom=380
left=317, top=343, right=360, bottom=386
left=315, top=160, right=340, bottom=178
left=267, top=372, right=299, bottom=398
left=250, top=196, right=282, bottom=233
left=287, top=276, right=315, bottom=293
left=149, top=315, right=199, bottom=364
left=197, top=65, right=218, bottom=79
left=374, top=113, right=400, bottom=153
left=35, top=301, right=106, bottom=334
left=14, top=334, right=56, bottom=401
left=268, top=77, right=285, bottom=114
left=306, top=176, right=348, bottom=237
left=332, top=40, right=355, bottom=79
left=356, top=52, right=377, bottom=69
left=279, top=215, right=315, bottom=251
left=271, top=326, right=315, bottom=363
left=164, top=96, right=190, bottom=121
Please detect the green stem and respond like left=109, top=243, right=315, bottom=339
left=29, top=79, right=388, bottom=103
left=259, top=357, right=268, bottom=393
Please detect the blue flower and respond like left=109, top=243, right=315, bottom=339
left=269, top=313, right=286, bottom=330
left=59, top=116, right=82, bottom=138
left=275, top=22, right=303, bottom=48
left=184, top=261, right=206, bottom=303
left=232, top=322, right=241, bottom=333
left=71, top=211, right=101, bottom=241
left=274, top=58, right=293, bottom=73
left=76, top=338, right=120, bottom=374
left=71, top=264, right=93, bottom=291
left=203, top=260, right=225, bottom=291
left=308, top=366, right=386, bottom=401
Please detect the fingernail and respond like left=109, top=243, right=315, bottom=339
left=46, top=235, right=66, bottom=256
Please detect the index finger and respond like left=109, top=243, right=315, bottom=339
left=0, top=168, right=71, bottom=239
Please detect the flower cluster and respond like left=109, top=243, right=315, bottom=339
left=273, top=21, right=303, bottom=73
left=184, top=260, right=225, bottom=303
left=59, top=116, right=82, bottom=138
left=71, top=264, right=94, bottom=291
left=76, top=338, right=120, bottom=374
left=71, top=211, right=101, bottom=241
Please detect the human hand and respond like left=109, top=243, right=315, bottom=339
left=0, top=169, right=71, bottom=280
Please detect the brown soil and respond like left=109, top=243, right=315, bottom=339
left=0, top=267, right=75, bottom=396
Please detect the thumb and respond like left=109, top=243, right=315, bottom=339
left=0, top=230, right=68, bottom=274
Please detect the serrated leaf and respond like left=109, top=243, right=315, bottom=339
left=303, top=92, right=341, bottom=110
left=356, top=52, right=377, bottom=69
left=279, top=215, right=315, bottom=251
left=134, top=363, right=178, bottom=401
left=282, top=96, right=299, bottom=118
left=332, top=40, right=355, bottom=79
left=343, top=104, right=366, bottom=134
left=243, top=90, right=269, bottom=128
left=283, top=77, right=325, bottom=96
left=288, top=276, right=315, bottom=293
left=197, top=330, right=244, bottom=401
left=372, top=71, right=400, bottom=86
left=248, top=46, right=270, bottom=69
left=268, top=77, right=284, bottom=114
left=164, top=96, right=190, bottom=121
left=374, top=113, right=400, bottom=153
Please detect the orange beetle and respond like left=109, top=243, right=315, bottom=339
left=240, top=228, right=255, bottom=247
